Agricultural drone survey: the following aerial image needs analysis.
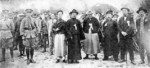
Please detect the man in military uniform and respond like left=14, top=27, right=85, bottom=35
left=118, top=7, right=136, bottom=64
left=0, top=9, right=15, bottom=62
left=20, top=9, right=38, bottom=65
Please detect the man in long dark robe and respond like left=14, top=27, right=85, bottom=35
left=118, top=7, right=136, bottom=64
left=102, top=10, right=119, bottom=61
left=66, top=9, right=85, bottom=63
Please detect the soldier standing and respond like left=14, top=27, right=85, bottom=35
left=0, top=10, right=14, bottom=62
left=20, top=9, right=38, bottom=65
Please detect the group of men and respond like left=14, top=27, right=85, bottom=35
left=0, top=6, right=150, bottom=67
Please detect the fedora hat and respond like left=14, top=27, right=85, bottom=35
left=137, top=7, right=147, bottom=13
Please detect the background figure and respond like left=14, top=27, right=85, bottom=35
left=13, top=12, right=19, bottom=50
left=14, top=14, right=26, bottom=57
left=41, top=12, right=49, bottom=52
left=136, top=7, right=150, bottom=65
left=0, top=10, right=14, bottom=62
left=67, top=9, right=85, bottom=63
left=47, top=13, right=56, bottom=55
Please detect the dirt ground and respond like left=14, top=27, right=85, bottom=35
left=0, top=48, right=150, bottom=68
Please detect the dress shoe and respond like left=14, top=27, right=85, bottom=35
left=139, top=61, right=145, bottom=64
left=94, top=57, right=99, bottom=60
left=30, top=59, right=36, bottom=63
left=118, top=59, right=126, bottom=63
left=83, top=57, right=89, bottom=59
left=56, top=59, right=60, bottom=63
left=131, top=61, right=136, bottom=65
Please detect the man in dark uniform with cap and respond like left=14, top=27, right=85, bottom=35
left=66, top=9, right=85, bottom=63
left=118, top=7, right=136, bottom=64
left=20, top=9, right=38, bottom=65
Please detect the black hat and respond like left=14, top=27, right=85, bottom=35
left=121, top=7, right=130, bottom=11
left=69, top=9, right=78, bottom=14
left=137, top=7, right=147, bottom=13
left=106, top=10, right=113, bottom=15
left=25, top=9, right=33, bottom=13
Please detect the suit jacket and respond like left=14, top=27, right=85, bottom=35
left=118, top=16, right=135, bottom=39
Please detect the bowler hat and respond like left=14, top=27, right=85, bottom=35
left=69, top=9, right=78, bottom=14
left=121, top=7, right=130, bottom=11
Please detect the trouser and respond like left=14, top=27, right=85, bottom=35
left=1, top=47, right=13, bottom=61
left=42, top=34, right=48, bottom=51
left=120, top=38, right=134, bottom=61
left=24, top=38, right=36, bottom=60
left=17, top=36, right=25, bottom=55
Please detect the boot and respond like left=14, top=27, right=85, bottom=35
left=26, top=49, right=30, bottom=64
left=27, top=59, right=30, bottom=65
left=68, top=59, right=73, bottom=64
left=30, top=59, right=36, bottom=63
left=118, top=59, right=126, bottom=63
left=84, top=54, right=89, bottom=59
left=30, top=48, right=36, bottom=63
left=0, top=49, right=5, bottom=62
left=10, top=48, right=14, bottom=62
left=139, top=60, right=145, bottom=64
left=131, top=60, right=136, bottom=65
left=56, top=59, right=60, bottom=63
left=94, top=54, right=99, bottom=60
left=74, top=60, right=79, bottom=63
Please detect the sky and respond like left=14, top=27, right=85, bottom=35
left=0, top=0, right=143, bottom=13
